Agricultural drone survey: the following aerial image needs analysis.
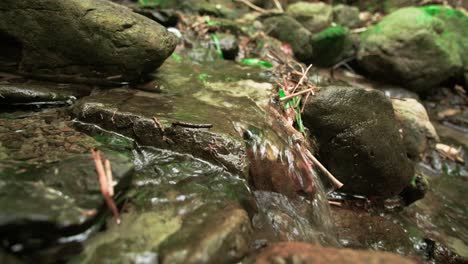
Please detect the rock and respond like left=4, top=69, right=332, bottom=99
left=71, top=88, right=246, bottom=173
left=392, top=98, right=439, bottom=160
left=80, top=145, right=255, bottom=263
left=0, top=0, right=177, bottom=83
left=381, top=86, right=420, bottom=100
left=215, top=33, right=239, bottom=60
left=286, top=2, right=333, bottom=34
left=159, top=203, right=252, bottom=264
left=0, top=110, right=100, bottom=163
left=71, top=57, right=270, bottom=173
left=310, top=26, right=355, bottom=67
left=0, top=82, right=91, bottom=106
left=254, top=242, right=417, bottom=264
left=0, top=152, right=134, bottom=252
left=333, top=4, right=362, bottom=28
left=383, top=0, right=420, bottom=13
left=262, top=15, right=314, bottom=62
left=357, top=6, right=468, bottom=92
left=302, top=86, right=414, bottom=198
left=399, top=173, right=429, bottom=206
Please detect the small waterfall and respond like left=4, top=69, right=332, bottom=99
left=234, top=112, right=339, bottom=246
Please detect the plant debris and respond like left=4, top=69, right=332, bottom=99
left=91, top=149, right=121, bottom=224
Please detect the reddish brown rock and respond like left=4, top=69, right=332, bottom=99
left=255, top=242, right=418, bottom=264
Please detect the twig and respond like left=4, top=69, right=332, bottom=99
left=280, top=88, right=314, bottom=101
left=152, top=117, right=165, bottom=134
left=328, top=201, right=342, bottom=206
left=305, top=150, right=344, bottom=189
left=172, top=121, right=213, bottom=128
left=273, top=0, right=284, bottom=12
left=292, top=64, right=313, bottom=94
left=300, top=91, right=311, bottom=113
left=91, top=149, right=121, bottom=224
left=104, top=159, right=114, bottom=196
left=234, top=0, right=267, bottom=13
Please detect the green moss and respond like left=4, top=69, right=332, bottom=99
left=314, top=25, right=347, bottom=39
left=311, top=26, right=352, bottom=66
left=422, top=5, right=465, bottom=18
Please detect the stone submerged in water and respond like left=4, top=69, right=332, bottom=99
left=0, top=152, right=134, bottom=252
left=254, top=242, right=417, bottom=264
left=357, top=6, right=468, bottom=92
left=302, top=86, right=414, bottom=198
left=0, top=0, right=177, bottom=83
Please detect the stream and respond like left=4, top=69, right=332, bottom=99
left=0, top=49, right=467, bottom=263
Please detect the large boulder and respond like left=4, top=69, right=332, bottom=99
left=302, top=86, right=414, bottom=198
left=263, top=15, right=314, bottom=63
left=286, top=2, right=333, bottom=34
left=357, top=6, right=468, bottom=92
left=0, top=0, right=177, bottom=83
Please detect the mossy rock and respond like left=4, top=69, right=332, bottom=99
left=286, top=2, right=333, bottom=33
left=262, top=15, right=314, bottom=62
left=0, top=0, right=177, bottom=83
left=358, top=6, right=468, bottom=92
left=333, top=4, right=362, bottom=28
left=311, top=26, right=355, bottom=67
left=302, top=86, right=414, bottom=198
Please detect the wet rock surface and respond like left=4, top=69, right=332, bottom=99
left=254, top=242, right=417, bottom=264
left=0, top=0, right=177, bottom=82
left=0, top=82, right=91, bottom=106
left=332, top=207, right=413, bottom=252
left=0, top=1, right=467, bottom=263
left=0, top=110, right=134, bottom=253
left=79, top=143, right=255, bottom=264
left=0, top=109, right=99, bottom=163
left=71, top=88, right=246, bottom=173
left=302, top=86, right=414, bottom=198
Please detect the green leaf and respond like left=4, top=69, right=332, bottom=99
left=211, top=34, right=224, bottom=59
left=204, top=16, right=218, bottom=26
left=171, top=53, right=182, bottom=62
left=240, top=58, right=273, bottom=68
left=295, top=110, right=305, bottom=133
left=198, top=73, right=209, bottom=82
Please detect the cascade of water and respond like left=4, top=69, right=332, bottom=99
left=234, top=110, right=339, bottom=246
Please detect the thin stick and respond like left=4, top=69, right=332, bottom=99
left=104, top=159, right=114, bottom=196
left=172, top=121, right=213, bottom=128
left=234, top=0, right=266, bottom=13
left=91, top=149, right=121, bottom=224
left=328, top=201, right=342, bottom=206
left=300, top=91, right=311, bottom=113
left=292, top=64, right=313, bottom=94
left=305, top=150, right=344, bottom=189
left=280, top=88, right=314, bottom=101
left=273, top=0, right=284, bottom=12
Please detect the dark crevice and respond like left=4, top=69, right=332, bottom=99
left=0, top=31, right=23, bottom=72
